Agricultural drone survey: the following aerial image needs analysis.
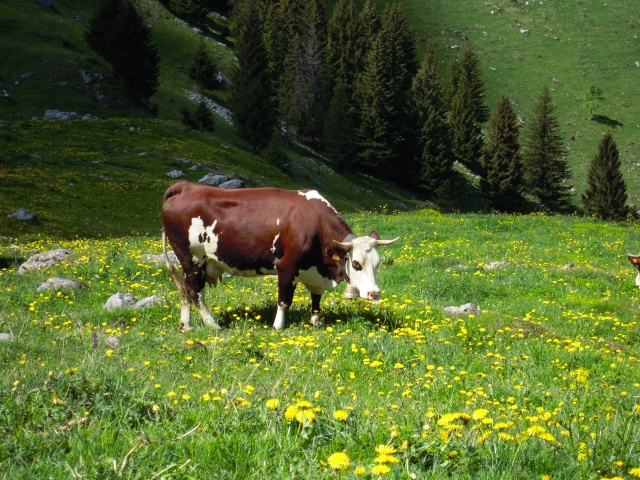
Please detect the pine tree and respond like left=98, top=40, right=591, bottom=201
left=169, top=0, right=209, bottom=23
left=524, top=87, right=573, bottom=211
left=582, top=132, right=630, bottom=221
left=194, top=100, right=215, bottom=132
left=281, top=24, right=330, bottom=142
left=450, top=48, right=489, bottom=124
left=355, top=4, right=417, bottom=181
left=411, top=47, right=453, bottom=199
left=323, top=80, right=357, bottom=171
left=85, top=0, right=159, bottom=102
left=180, top=106, right=199, bottom=130
left=263, top=133, right=290, bottom=172
left=357, top=0, right=381, bottom=73
left=229, top=0, right=276, bottom=152
left=481, top=96, right=525, bottom=212
left=326, top=0, right=361, bottom=97
left=188, top=39, right=219, bottom=91
left=449, top=76, right=483, bottom=173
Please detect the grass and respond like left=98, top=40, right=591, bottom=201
left=1, top=211, right=640, bottom=478
left=0, top=117, right=419, bottom=238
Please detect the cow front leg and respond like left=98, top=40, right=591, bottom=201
left=196, top=291, right=220, bottom=330
left=310, top=293, right=322, bottom=327
left=179, top=296, right=193, bottom=332
left=274, top=272, right=296, bottom=331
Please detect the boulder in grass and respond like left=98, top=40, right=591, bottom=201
left=218, top=179, right=245, bottom=189
left=443, top=303, right=481, bottom=316
left=104, top=293, right=137, bottom=311
left=18, top=249, right=74, bottom=274
left=8, top=208, right=36, bottom=221
left=0, top=333, right=13, bottom=342
left=37, top=277, right=83, bottom=292
left=133, top=295, right=166, bottom=310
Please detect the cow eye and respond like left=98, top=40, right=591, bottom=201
left=352, top=260, right=362, bottom=271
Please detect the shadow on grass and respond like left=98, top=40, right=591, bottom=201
left=592, top=114, right=624, bottom=128
left=215, top=301, right=404, bottom=331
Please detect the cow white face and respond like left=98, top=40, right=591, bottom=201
left=338, top=232, right=399, bottom=302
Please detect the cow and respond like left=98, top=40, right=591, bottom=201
left=627, top=254, right=640, bottom=287
left=161, top=181, right=399, bottom=331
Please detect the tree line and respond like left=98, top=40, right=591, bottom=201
left=84, top=0, right=632, bottom=221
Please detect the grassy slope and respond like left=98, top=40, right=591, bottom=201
left=1, top=211, right=639, bottom=478
left=401, top=0, right=640, bottom=204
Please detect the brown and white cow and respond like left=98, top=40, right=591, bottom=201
left=161, top=181, right=399, bottom=331
left=627, top=254, right=640, bottom=287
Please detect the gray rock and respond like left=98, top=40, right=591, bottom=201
left=173, top=157, right=191, bottom=164
left=37, top=277, right=83, bottom=292
left=104, top=293, right=137, bottom=311
left=218, top=179, right=245, bottom=189
left=43, top=109, right=79, bottom=121
left=82, top=114, right=98, bottom=120
left=0, top=333, right=14, bottom=342
left=167, top=170, right=185, bottom=178
left=484, top=261, right=509, bottom=270
left=105, top=336, right=120, bottom=349
left=198, top=174, right=230, bottom=186
left=443, top=303, right=482, bottom=316
left=140, top=251, right=179, bottom=266
left=133, top=295, right=166, bottom=310
left=18, top=249, right=74, bottom=274
left=8, top=208, right=36, bottom=221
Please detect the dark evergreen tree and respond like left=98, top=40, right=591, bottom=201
left=85, top=0, right=159, bottom=102
left=450, top=48, right=489, bottom=124
left=357, top=0, right=381, bottom=74
left=524, top=87, right=573, bottom=211
left=281, top=24, right=330, bottom=142
left=263, top=133, right=290, bottom=172
left=411, top=47, right=453, bottom=200
left=188, top=38, right=220, bottom=91
left=323, top=80, right=357, bottom=171
left=195, top=100, right=215, bottom=132
left=582, top=132, right=630, bottom=221
left=355, top=4, right=417, bottom=182
left=449, top=76, right=483, bottom=173
left=180, top=106, right=199, bottom=130
left=481, top=96, right=525, bottom=212
left=326, top=0, right=361, bottom=96
left=229, top=0, right=276, bottom=152
left=169, top=0, right=209, bottom=23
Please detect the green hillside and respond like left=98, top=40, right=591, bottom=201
left=402, top=0, right=640, bottom=203
left=1, top=0, right=639, bottom=236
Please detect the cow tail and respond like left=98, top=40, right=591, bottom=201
left=162, top=229, right=190, bottom=301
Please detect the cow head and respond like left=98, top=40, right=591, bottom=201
left=628, top=253, right=640, bottom=287
left=335, top=231, right=399, bottom=301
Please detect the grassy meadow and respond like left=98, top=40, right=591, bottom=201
left=2, top=211, right=640, bottom=478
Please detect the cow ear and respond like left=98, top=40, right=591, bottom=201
left=369, top=231, right=381, bottom=240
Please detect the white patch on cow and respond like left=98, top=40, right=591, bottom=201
left=298, top=190, right=338, bottom=214
left=188, top=217, right=219, bottom=266
left=271, top=233, right=280, bottom=253
left=277, top=218, right=280, bottom=226
left=295, top=266, right=338, bottom=295
left=273, top=303, right=287, bottom=330
left=636, top=272, right=640, bottom=288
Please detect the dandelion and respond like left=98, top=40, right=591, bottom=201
left=266, top=399, right=280, bottom=410
left=333, top=409, right=349, bottom=421
left=354, top=466, right=365, bottom=476
left=630, top=468, right=640, bottom=478
left=375, top=445, right=397, bottom=455
left=472, top=409, right=489, bottom=420
left=371, top=464, right=391, bottom=475
left=284, top=400, right=318, bottom=424
left=327, top=452, right=350, bottom=470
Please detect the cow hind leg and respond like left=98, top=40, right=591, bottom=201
left=274, top=270, right=297, bottom=330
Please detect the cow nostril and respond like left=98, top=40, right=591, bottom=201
left=368, top=291, right=380, bottom=301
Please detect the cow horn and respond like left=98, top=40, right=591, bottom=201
left=334, top=239, right=354, bottom=249
left=375, top=237, right=400, bottom=246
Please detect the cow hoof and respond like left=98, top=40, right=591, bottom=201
left=180, top=325, right=193, bottom=333
left=310, top=314, right=323, bottom=327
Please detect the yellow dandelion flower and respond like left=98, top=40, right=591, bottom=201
left=630, top=468, right=640, bottom=478
left=375, top=445, right=397, bottom=455
left=284, top=405, right=299, bottom=421
left=371, top=464, right=391, bottom=475
left=327, top=452, right=350, bottom=470
left=374, top=454, right=400, bottom=464
left=354, top=466, right=366, bottom=476
left=333, top=409, right=349, bottom=421
left=266, top=399, right=280, bottom=410
left=296, top=400, right=313, bottom=408
left=472, top=408, right=489, bottom=420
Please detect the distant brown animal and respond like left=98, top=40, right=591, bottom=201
left=627, top=254, right=640, bottom=287
left=161, top=181, right=399, bottom=331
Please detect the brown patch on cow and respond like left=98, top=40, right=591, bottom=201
left=627, top=254, right=640, bottom=266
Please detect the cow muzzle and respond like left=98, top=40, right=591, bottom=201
left=343, top=284, right=381, bottom=303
